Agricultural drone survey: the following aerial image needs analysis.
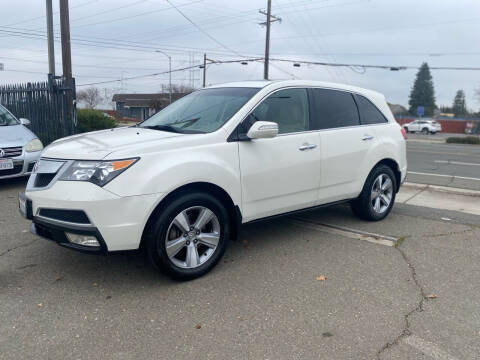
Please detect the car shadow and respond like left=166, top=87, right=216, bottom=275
left=0, top=176, right=28, bottom=190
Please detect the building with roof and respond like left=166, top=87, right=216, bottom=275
left=112, top=93, right=186, bottom=121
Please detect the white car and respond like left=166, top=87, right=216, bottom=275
left=404, top=119, right=442, bottom=134
left=0, top=104, right=43, bottom=180
left=19, top=80, right=407, bottom=280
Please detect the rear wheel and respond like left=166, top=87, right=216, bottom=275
left=145, top=192, right=229, bottom=280
left=350, top=165, right=397, bottom=221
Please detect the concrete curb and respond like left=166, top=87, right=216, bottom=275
left=406, top=138, right=446, bottom=144
left=403, top=182, right=480, bottom=197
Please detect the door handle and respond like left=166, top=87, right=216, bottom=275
left=299, top=143, right=317, bottom=151
left=362, top=135, right=374, bottom=141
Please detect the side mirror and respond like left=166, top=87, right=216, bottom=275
left=19, top=118, right=31, bottom=126
left=247, top=121, right=278, bottom=139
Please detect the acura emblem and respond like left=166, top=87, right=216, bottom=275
left=0, top=149, right=4, bottom=158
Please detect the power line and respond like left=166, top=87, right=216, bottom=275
left=77, top=63, right=204, bottom=86
left=0, top=0, right=99, bottom=27
left=165, top=0, right=242, bottom=57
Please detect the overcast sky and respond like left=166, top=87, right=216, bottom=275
left=1, top=0, right=479, bottom=109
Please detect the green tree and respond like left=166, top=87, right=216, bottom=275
left=408, top=62, right=437, bottom=116
left=77, top=109, right=116, bottom=133
left=452, top=90, right=467, bottom=118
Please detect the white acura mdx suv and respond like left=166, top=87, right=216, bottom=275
left=19, top=80, right=407, bottom=280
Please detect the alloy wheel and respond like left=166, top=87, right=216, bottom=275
left=370, top=174, right=393, bottom=214
left=164, top=206, right=220, bottom=269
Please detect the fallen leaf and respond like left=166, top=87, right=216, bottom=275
left=316, top=275, right=326, bottom=281
left=37, top=303, right=43, bottom=308
left=194, top=324, right=201, bottom=329
left=93, top=282, right=98, bottom=287
left=426, top=294, right=437, bottom=299
left=55, top=276, right=63, bottom=282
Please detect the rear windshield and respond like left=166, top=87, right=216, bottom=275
left=0, top=105, right=19, bottom=126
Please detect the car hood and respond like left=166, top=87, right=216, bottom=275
left=42, top=127, right=184, bottom=160
left=0, top=124, right=36, bottom=147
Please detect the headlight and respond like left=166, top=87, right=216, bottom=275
left=25, top=138, right=43, bottom=152
left=59, top=158, right=138, bottom=187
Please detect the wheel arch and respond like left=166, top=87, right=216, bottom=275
left=374, top=158, right=401, bottom=192
left=140, top=182, right=242, bottom=249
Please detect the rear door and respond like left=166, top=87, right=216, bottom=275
left=309, top=88, right=377, bottom=203
left=238, top=88, right=321, bottom=221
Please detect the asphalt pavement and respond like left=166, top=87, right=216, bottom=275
left=406, top=133, right=480, bottom=190
left=1, top=177, right=479, bottom=360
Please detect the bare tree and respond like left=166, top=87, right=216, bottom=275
left=77, top=87, right=103, bottom=109
left=160, top=83, right=195, bottom=94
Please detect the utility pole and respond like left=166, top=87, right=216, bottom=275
left=59, top=0, right=72, bottom=80
left=46, top=0, right=55, bottom=76
left=259, top=0, right=281, bottom=80
left=59, top=0, right=75, bottom=135
left=202, top=53, right=206, bottom=87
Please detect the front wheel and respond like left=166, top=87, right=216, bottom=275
left=145, top=192, right=230, bottom=280
left=422, top=128, right=429, bottom=135
left=350, top=165, right=397, bottom=221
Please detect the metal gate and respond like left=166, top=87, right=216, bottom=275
left=0, top=77, right=76, bottom=145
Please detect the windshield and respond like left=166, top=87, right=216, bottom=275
left=0, top=105, right=19, bottom=126
left=139, top=87, right=260, bottom=133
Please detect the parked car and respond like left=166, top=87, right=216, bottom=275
left=403, top=119, right=442, bottom=134
left=19, top=80, right=407, bottom=280
left=0, top=104, right=43, bottom=180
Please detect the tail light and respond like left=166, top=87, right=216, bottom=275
left=401, top=127, right=407, bottom=139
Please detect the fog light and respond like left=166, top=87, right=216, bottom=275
left=65, top=232, right=100, bottom=247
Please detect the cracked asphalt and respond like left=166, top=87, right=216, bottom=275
left=1, top=177, right=480, bottom=360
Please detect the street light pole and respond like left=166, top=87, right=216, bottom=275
left=155, top=50, right=172, bottom=104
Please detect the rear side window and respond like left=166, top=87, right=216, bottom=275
left=354, top=94, right=387, bottom=125
left=309, top=88, right=360, bottom=130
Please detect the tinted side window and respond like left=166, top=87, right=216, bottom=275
left=310, top=88, right=360, bottom=130
left=243, top=88, right=309, bottom=134
left=355, top=94, right=387, bottom=125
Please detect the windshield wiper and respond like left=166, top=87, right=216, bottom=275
left=142, top=124, right=205, bottom=134
left=142, top=124, right=184, bottom=133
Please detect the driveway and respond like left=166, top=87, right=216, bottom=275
left=1, top=178, right=479, bottom=359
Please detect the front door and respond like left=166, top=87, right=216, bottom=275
left=237, top=88, right=321, bottom=221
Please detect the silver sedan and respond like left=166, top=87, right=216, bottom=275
left=0, top=104, right=43, bottom=180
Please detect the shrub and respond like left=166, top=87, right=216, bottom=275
left=76, top=109, right=116, bottom=133
left=446, top=136, right=480, bottom=145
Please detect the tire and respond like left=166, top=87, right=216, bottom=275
left=422, top=128, right=429, bottom=135
left=350, top=165, right=397, bottom=221
left=145, top=192, right=230, bottom=280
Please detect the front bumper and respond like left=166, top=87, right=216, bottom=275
left=20, top=181, right=164, bottom=252
left=31, top=217, right=108, bottom=254
left=0, top=150, right=41, bottom=180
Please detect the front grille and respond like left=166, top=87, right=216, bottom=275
left=0, top=146, right=22, bottom=158
left=34, top=173, right=56, bottom=188
left=27, top=162, right=36, bottom=172
left=38, top=209, right=91, bottom=224
left=0, top=162, right=23, bottom=176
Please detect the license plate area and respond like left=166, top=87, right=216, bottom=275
left=0, top=158, right=14, bottom=170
